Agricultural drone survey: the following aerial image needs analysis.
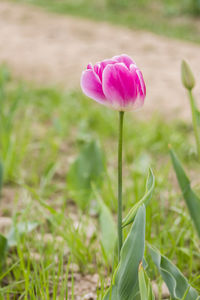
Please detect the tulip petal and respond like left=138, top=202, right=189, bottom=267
left=113, top=54, right=135, bottom=69
left=81, top=69, right=106, bottom=103
left=94, top=59, right=116, bottom=81
left=130, top=66, right=146, bottom=99
left=102, top=63, right=137, bottom=110
left=87, top=63, right=93, bottom=70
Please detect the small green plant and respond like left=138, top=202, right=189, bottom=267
left=170, top=60, right=200, bottom=238
left=0, top=220, right=38, bottom=273
left=67, top=139, right=104, bottom=210
left=181, top=60, right=200, bottom=159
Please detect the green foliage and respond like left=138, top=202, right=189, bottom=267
left=138, top=265, right=155, bottom=300
left=0, top=221, right=38, bottom=275
left=123, top=168, right=155, bottom=228
left=0, top=162, right=3, bottom=196
left=67, top=140, right=104, bottom=210
left=195, top=104, right=200, bottom=127
left=103, top=205, right=146, bottom=300
left=148, top=244, right=199, bottom=300
left=98, top=195, right=117, bottom=265
left=7, top=221, right=39, bottom=247
left=49, top=212, right=94, bottom=270
left=0, top=234, right=7, bottom=272
left=0, top=66, right=31, bottom=182
left=32, top=192, right=95, bottom=270
left=188, top=0, right=200, bottom=14
left=170, top=147, right=200, bottom=238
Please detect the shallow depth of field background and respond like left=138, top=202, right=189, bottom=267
left=0, top=0, right=200, bottom=299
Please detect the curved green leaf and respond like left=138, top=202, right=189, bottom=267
left=138, top=263, right=155, bottom=300
left=67, top=140, right=104, bottom=210
left=170, top=147, right=200, bottom=237
left=148, top=244, right=199, bottom=300
left=103, top=205, right=146, bottom=300
left=122, top=169, right=155, bottom=228
left=98, top=197, right=117, bottom=264
left=91, top=184, right=117, bottom=265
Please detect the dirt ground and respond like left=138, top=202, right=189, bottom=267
left=1, top=1, right=200, bottom=120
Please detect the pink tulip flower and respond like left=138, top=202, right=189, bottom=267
left=81, top=54, right=146, bottom=111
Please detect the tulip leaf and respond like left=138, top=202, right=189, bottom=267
left=122, top=168, right=155, bottom=228
left=148, top=244, right=199, bottom=300
left=103, top=205, right=146, bottom=300
left=92, top=184, right=117, bottom=264
left=169, top=147, right=200, bottom=237
left=138, top=263, right=155, bottom=300
left=67, top=140, right=104, bottom=210
left=98, top=196, right=117, bottom=264
left=7, top=221, right=39, bottom=247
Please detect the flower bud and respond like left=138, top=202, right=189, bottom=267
left=181, top=60, right=195, bottom=90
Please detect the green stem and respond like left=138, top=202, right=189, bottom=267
left=188, top=90, right=200, bottom=160
left=118, top=111, right=124, bottom=260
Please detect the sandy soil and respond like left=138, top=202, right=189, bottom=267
left=1, top=1, right=200, bottom=120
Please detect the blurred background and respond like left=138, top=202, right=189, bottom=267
left=1, top=0, right=200, bottom=119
